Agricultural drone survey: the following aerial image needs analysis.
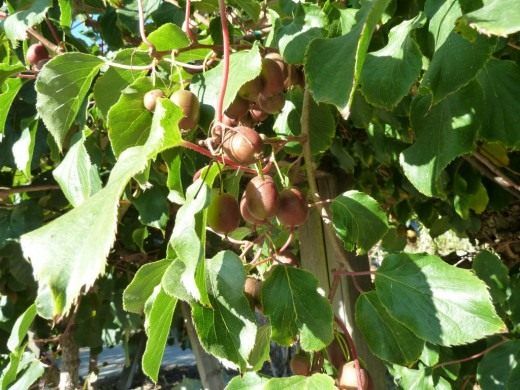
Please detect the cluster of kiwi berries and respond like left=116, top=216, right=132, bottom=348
left=26, top=42, right=50, bottom=71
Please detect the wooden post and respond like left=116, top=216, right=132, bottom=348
left=181, top=303, right=225, bottom=390
left=299, top=172, right=387, bottom=389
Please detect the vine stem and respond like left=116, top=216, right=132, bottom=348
left=27, top=28, right=61, bottom=54
left=0, top=184, right=60, bottom=196
left=183, top=0, right=197, bottom=43
left=299, top=89, right=354, bottom=273
left=334, top=316, right=363, bottom=390
left=216, top=0, right=231, bottom=123
left=103, top=60, right=155, bottom=71
left=137, top=0, right=155, bottom=54
left=45, top=18, right=61, bottom=46
left=433, top=339, right=509, bottom=370
left=473, top=152, right=520, bottom=194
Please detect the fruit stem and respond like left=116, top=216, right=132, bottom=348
left=27, top=28, right=61, bottom=54
left=255, top=161, right=265, bottom=180
left=278, top=229, right=294, bottom=253
left=216, top=0, right=231, bottom=124
left=300, top=88, right=354, bottom=272
left=271, top=150, right=288, bottom=188
left=334, top=316, right=364, bottom=390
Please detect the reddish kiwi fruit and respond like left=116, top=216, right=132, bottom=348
left=290, top=352, right=311, bottom=376
left=225, top=96, right=250, bottom=120
left=32, top=58, right=49, bottom=72
left=327, top=338, right=347, bottom=370
left=26, top=43, right=49, bottom=65
left=257, top=93, right=285, bottom=114
left=261, top=57, right=285, bottom=97
left=249, top=105, right=269, bottom=122
left=143, top=89, right=165, bottom=112
left=170, top=89, right=200, bottom=130
left=275, top=250, right=299, bottom=266
left=238, top=77, right=263, bottom=101
left=240, top=195, right=265, bottom=225
left=207, top=193, right=240, bottom=234
left=245, top=175, right=279, bottom=220
left=222, top=126, right=263, bottom=165
left=276, top=187, right=308, bottom=227
left=338, top=362, right=372, bottom=390
left=264, top=52, right=288, bottom=80
left=244, top=277, right=262, bottom=308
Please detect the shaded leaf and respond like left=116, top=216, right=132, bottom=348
left=331, top=190, right=389, bottom=254
left=36, top=53, right=104, bottom=150
left=262, top=265, right=333, bottom=351
left=7, top=304, right=37, bottom=352
left=356, top=292, right=423, bottom=365
left=305, top=0, right=391, bottom=118
left=375, top=253, right=506, bottom=346
left=0, top=78, right=25, bottom=136
left=473, top=251, right=510, bottom=305
left=477, top=340, right=520, bottom=390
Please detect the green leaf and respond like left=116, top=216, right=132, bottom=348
left=273, top=88, right=335, bottom=155
left=360, top=14, right=425, bottom=108
left=191, top=43, right=262, bottom=112
left=428, top=0, right=462, bottom=50
left=7, top=304, right=37, bottom=352
left=305, top=0, right=391, bottom=118
left=0, top=78, right=25, bottom=136
left=162, top=180, right=211, bottom=304
left=229, top=0, right=261, bottom=21
left=331, top=190, right=389, bottom=254
left=420, top=33, right=495, bottom=104
left=0, top=63, right=25, bottom=86
left=93, top=49, right=150, bottom=118
left=476, top=59, right=520, bottom=148
left=390, top=366, right=434, bottom=389
left=274, top=4, right=327, bottom=64
left=356, top=292, right=424, bottom=365
left=248, top=325, right=271, bottom=371
left=12, top=120, right=37, bottom=179
left=473, top=251, right=510, bottom=305
left=58, top=0, right=72, bottom=27
left=457, top=0, right=520, bottom=37
left=477, top=340, right=520, bottom=390
left=52, top=136, right=102, bottom=207
left=400, top=82, right=482, bottom=197
left=3, top=0, right=52, bottom=41
left=375, top=253, right=506, bottom=346
left=226, top=372, right=268, bottom=390
left=36, top=53, right=104, bottom=151
left=20, top=99, right=182, bottom=318
left=142, top=286, right=177, bottom=383
left=264, top=373, right=336, bottom=389
left=191, top=251, right=257, bottom=370
left=262, top=265, right=333, bottom=351
left=145, top=23, right=190, bottom=51
left=6, top=357, right=44, bottom=390
left=123, top=259, right=171, bottom=314
left=133, top=186, right=170, bottom=231
left=107, top=76, right=154, bottom=157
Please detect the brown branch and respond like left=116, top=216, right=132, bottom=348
left=464, top=156, right=520, bottom=199
left=0, top=184, right=60, bottom=196
left=45, top=18, right=61, bottom=45
left=27, top=28, right=61, bottom=54
left=473, top=152, right=520, bottom=193
left=433, top=339, right=509, bottom=369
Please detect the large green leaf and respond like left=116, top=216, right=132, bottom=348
left=273, top=87, right=335, bottom=155
left=262, top=265, right=333, bottom=351
left=0, top=78, right=25, bottom=136
left=264, top=373, right=336, bottom=389
left=123, top=259, right=171, bottom=314
left=477, top=340, right=520, bottom=389
left=305, top=0, right=391, bottom=118
left=356, top=292, right=423, bottom=365
left=52, top=136, right=102, bottom=207
left=107, top=77, right=154, bottom=157
left=162, top=180, right=211, bottom=305
left=420, top=32, right=495, bottom=104
left=145, top=22, right=190, bottom=51
left=7, top=304, right=37, bottom=352
left=20, top=99, right=182, bottom=318
left=93, top=49, right=150, bottom=118
left=3, top=0, right=52, bottom=41
left=229, top=0, right=261, bottom=21
left=331, top=190, right=389, bottom=254
left=226, top=372, right=268, bottom=390
left=375, top=253, right=506, bottom=346
left=191, top=44, right=262, bottom=112
left=191, top=251, right=257, bottom=370
left=476, top=59, right=520, bottom=148
left=36, top=53, right=104, bottom=151
left=400, top=82, right=482, bottom=197
left=458, top=0, right=520, bottom=37
left=142, top=286, right=177, bottom=382
left=360, top=14, right=424, bottom=109
left=428, top=0, right=461, bottom=50
left=473, top=251, right=510, bottom=306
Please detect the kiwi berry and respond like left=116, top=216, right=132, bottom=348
left=261, top=57, right=285, bottom=97
left=238, top=77, right=263, bottom=102
left=264, top=52, right=288, bottom=80
left=240, top=195, right=266, bottom=225
left=244, top=277, right=262, bottom=308
left=276, top=187, right=308, bottom=227
left=207, top=193, right=240, bottom=234
left=290, top=352, right=311, bottom=376
left=26, top=43, right=49, bottom=66
left=245, top=175, right=279, bottom=220
left=222, top=126, right=263, bottom=165
left=225, top=96, right=250, bottom=120
left=170, top=89, right=200, bottom=130
left=275, top=250, right=299, bottom=266
left=249, top=105, right=269, bottom=122
left=143, top=89, right=165, bottom=112
left=257, top=93, right=285, bottom=114
left=338, top=362, right=372, bottom=390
